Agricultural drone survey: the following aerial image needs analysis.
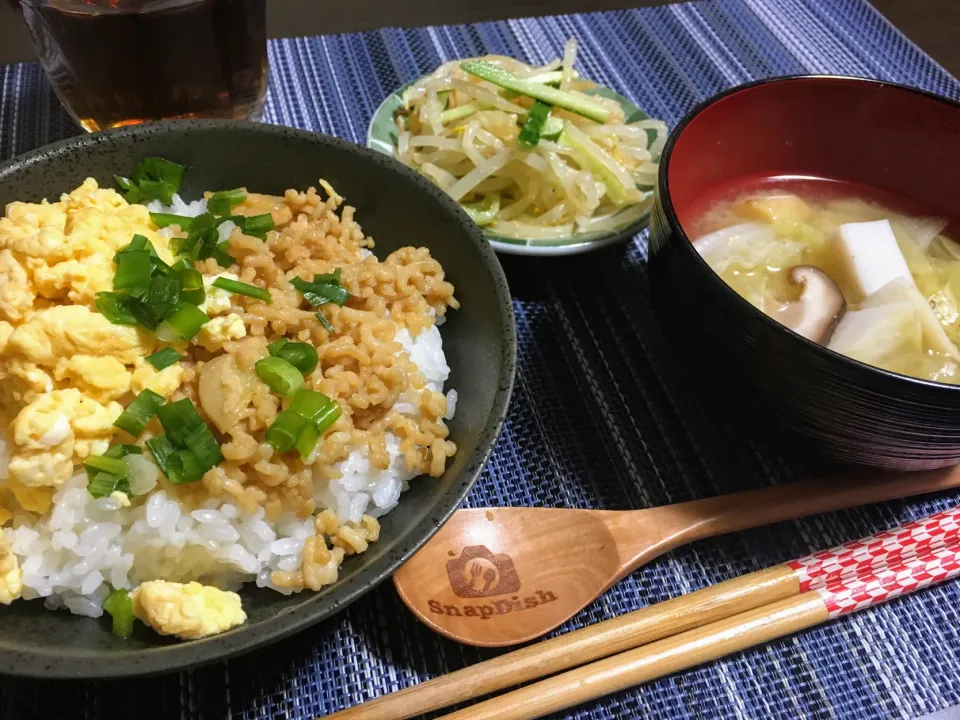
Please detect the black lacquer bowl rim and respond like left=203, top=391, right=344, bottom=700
left=0, top=120, right=517, bottom=678
left=655, top=73, right=960, bottom=395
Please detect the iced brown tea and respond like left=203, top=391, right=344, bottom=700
left=16, top=0, right=268, bottom=132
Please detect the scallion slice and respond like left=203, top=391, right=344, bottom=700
left=146, top=347, right=181, bottom=371
left=213, top=241, right=235, bottom=268
left=85, top=455, right=129, bottom=479
left=183, top=423, right=222, bottom=471
left=114, top=175, right=141, bottom=204
left=87, top=472, right=127, bottom=499
left=96, top=292, right=138, bottom=325
left=138, top=178, right=177, bottom=205
left=103, top=444, right=143, bottom=459
left=264, top=409, right=309, bottom=453
left=316, top=310, right=335, bottom=333
left=132, top=157, right=185, bottom=190
left=166, top=449, right=205, bottom=484
left=290, top=276, right=350, bottom=307
left=312, top=399, right=343, bottom=435
left=113, top=250, right=153, bottom=296
left=156, top=398, right=204, bottom=447
left=212, top=277, right=271, bottom=303
left=145, top=434, right=177, bottom=475
left=150, top=212, right=193, bottom=230
left=242, top=213, right=274, bottom=239
left=268, top=341, right=318, bottom=376
left=102, top=588, right=135, bottom=639
left=156, top=303, right=209, bottom=341
left=289, top=389, right=334, bottom=425
left=294, top=422, right=319, bottom=459
left=113, top=389, right=166, bottom=437
left=208, top=189, right=246, bottom=217
left=256, top=356, right=303, bottom=397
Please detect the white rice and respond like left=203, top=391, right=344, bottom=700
left=1, top=324, right=454, bottom=613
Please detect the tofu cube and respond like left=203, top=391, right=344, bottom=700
left=833, top=220, right=914, bottom=299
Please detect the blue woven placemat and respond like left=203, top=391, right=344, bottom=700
left=1, top=0, right=960, bottom=718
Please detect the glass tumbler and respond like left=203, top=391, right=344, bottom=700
left=14, top=0, right=268, bottom=132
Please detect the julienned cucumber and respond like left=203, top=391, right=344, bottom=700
left=518, top=101, right=552, bottom=150
left=541, top=116, right=564, bottom=141
left=460, top=61, right=610, bottom=124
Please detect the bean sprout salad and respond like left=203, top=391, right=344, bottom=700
left=393, top=39, right=667, bottom=241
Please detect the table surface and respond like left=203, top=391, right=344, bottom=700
left=1, top=2, right=960, bottom=720
left=0, top=0, right=958, bottom=77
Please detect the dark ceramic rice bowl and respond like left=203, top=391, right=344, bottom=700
left=0, top=121, right=516, bottom=677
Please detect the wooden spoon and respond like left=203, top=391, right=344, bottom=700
left=393, top=466, right=960, bottom=647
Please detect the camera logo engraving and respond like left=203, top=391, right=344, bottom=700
left=446, top=545, right=521, bottom=598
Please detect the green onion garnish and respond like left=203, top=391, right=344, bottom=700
left=95, top=292, right=138, bottom=326
left=265, top=409, right=309, bottom=453
left=213, top=242, right=235, bottom=268
left=312, top=398, right=342, bottom=435
left=242, top=213, right=274, bottom=240
left=86, top=472, right=126, bottom=499
left=145, top=434, right=177, bottom=475
left=115, top=234, right=151, bottom=259
left=294, top=422, right=319, bottom=459
left=84, top=455, right=129, bottom=479
left=146, top=348, right=181, bottom=371
left=290, top=274, right=350, bottom=307
left=114, top=176, right=141, bottom=204
left=137, top=178, right=177, bottom=205
left=113, top=250, right=153, bottom=296
left=289, top=389, right=333, bottom=424
left=268, top=340, right=318, bottom=376
left=150, top=212, right=193, bottom=230
left=156, top=398, right=205, bottom=447
left=132, top=156, right=185, bottom=190
left=113, top=389, right=166, bottom=437
left=102, top=589, right=135, bottom=639
left=144, top=274, right=181, bottom=321
left=316, top=310, right=335, bottom=333
left=256, top=356, right=303, bottom=397
left=208, top=189, right=246, bottom=215
left=165, top=449, right=204, bottom=484
left=156, top=303, right=209, bottom=341
left=103, top=444, right=143, bottom=459
left=183, top=423, right=222, bottom=471
left=212, top=277, right=271, bottom=303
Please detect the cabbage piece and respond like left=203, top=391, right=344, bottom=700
left=693, top=223, right=804, bottom=274
left=829, top=278, right=960, bottom=376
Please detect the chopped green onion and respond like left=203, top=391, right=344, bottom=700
left=95, top=292, right=138, bottom=325
left=150, top=212, right=193, bottom=230
left=144, top=274, right=181, bottom=321
left=114, top=389, right=166, bottom=437
left=175, top=262, right=205, bottom=305
left=294, top=422, right=319, bottom=459
left=212, top=277, right=271, bottom=303
left=316, top=310, right=335, bottom=333
left=265, top=409, right=309, bottom=453
left=290, top=276, right=350, bottom=307
left=156, top=303, right=209, bottom=341
left=183, top=423, right=222, bottom=470
left=267, top=338, right=289, bottom=354
left=114, top=176, right=141, bottom=204
left=166, top=450, right=205, bottom=484
left=132, top=157, right=185, bottom=190
left=102, top=588, right=135, bottom=639
left=213, top=241, right=235, bottom=268
left=210, top=188, right=246, bottom=205
left=87, top=472, right=128, bottom=499
left=312, top=399, right=342, bottom=435
left=242, top=213, right=274, bottom=239
left=115, top=234, right=151, bottom=259
left=84, top=455, right=129, bottom=479
left=268, top=341, right=318, bottom=376
left=113, top=250, right=153, bottom=296
left=256, top=356, right=304, bottom=396
left=156, top=398, right=204, bottom=447
left=289, top=389, right=334, bottom=425
left=145, top=434, right=177, bottom=475
left=138, top=178, right=177, bottom=205
left=314, top=268, right=342, bottom=284
left=207, top=197, right=231, bottom=216
left=103, top=444, right=142, bottom=459
left=146, top=348, right=181, bottom=371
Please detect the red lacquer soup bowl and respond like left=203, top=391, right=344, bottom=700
left=648, top=75, right=960, bottom=469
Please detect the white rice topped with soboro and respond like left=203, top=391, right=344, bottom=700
left=0, top=163, right=458, bottom=640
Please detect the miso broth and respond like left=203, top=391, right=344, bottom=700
left=690, top=179, right=960, bottom=384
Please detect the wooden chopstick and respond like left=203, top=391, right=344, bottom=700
left=438, top=535, right=960, bottom=720
left=320, top=507, right=960, bottom=720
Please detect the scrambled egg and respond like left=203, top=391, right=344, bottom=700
left=0, top=533, right=22, bottom=604
left=196, top=313, right=246, bottom=351
left=131, top=580, right=246, bottom=639
left=0, top=180, right=178, bottom=504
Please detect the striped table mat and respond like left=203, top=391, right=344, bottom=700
left=2, top=0, right=960, bottom=718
